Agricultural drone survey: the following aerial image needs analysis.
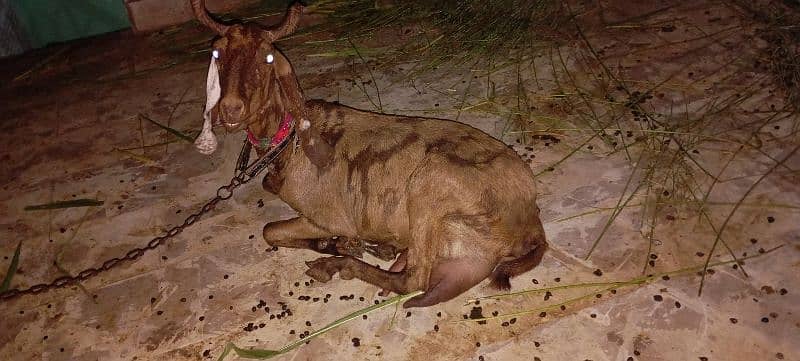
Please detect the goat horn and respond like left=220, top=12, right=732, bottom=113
left=267, top=3, right=303, bottom=41
left=190, top=0, right=229, bottom=35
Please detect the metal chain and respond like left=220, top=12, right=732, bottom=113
left=0, top=132, right=293, bottom=302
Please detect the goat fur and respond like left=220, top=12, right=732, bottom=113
left=191, top=0, right=547, bottom=307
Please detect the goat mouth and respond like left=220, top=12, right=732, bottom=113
left=222, top=114, right=257, bottom=132
left=213, top=113, right=247, bottom=131
left=223, top=121, right=241, bottom=129
left=222, top=117, right=248, bottom=131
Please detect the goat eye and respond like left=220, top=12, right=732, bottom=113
left=266, top=53, right=274, bottom=64
left=212, top=50, right=219, bottom=59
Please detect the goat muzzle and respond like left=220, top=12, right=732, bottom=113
left=219, top=96, right=246, bottom=129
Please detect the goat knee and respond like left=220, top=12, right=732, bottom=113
left=261, top=217, right=334, bottom=250
left=262, top=222, right=281, bottom=247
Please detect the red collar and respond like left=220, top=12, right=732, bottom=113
left=247, top=113, right=294, bottom=150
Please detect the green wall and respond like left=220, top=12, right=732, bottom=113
left=11, top=0, right=130, bottom=48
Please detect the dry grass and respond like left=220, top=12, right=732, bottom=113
left=302, top=0, right=566, bottom=72
left=731, top=0, right=800, bottom=111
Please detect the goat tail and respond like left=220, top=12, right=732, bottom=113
left=489, top=241, right=548, bottom=290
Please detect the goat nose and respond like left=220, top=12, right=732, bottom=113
left=220, top=96, right=245, bottom=121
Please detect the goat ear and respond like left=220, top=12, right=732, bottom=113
left=195, top=55, right=221, bottom=154
left=273, top=53, right=335, bottom=168
left=267, top=3, right=303, bottom=41
left=274, top=56, right=306, bottom=118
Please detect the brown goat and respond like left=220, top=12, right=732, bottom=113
left=190, top=0, right=547, bottom=307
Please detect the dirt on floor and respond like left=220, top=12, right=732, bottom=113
left=0, top=1, right=798, bottom=361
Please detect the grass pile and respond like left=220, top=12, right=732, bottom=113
left=305, top=0, right=566, bottom=71
left=731, top=0, right=800, bottom=112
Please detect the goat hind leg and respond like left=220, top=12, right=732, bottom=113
left=402, top=257, right=495, bottom=308
left=306, top=256, right=496, bottom=307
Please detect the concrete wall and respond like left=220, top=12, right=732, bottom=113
left=125, top=0, right=259, bottom=33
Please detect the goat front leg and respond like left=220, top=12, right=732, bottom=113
left=263, top=217, right=341, bottom=255
left=305, top=256, right=410, bottom=295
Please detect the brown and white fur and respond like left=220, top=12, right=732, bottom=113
left=191, top=0, right=547, bottom=307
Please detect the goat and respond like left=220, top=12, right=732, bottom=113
left=190, top=0, right=547, bottom=307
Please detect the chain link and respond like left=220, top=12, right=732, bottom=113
left=0, top=132, right=293, bottom=302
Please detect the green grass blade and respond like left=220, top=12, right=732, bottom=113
left=217, top=344, right=280, bottom=360
left=24, top=199, right=104, bottom=211
left=139, top=113, right=195, bottom=143
left=217, top=290, right=424, bottom=360
left=1, top=241, right=22, bottom=292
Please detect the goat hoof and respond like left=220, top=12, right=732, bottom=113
left=305, top=257, right=341, bottom=282
left=339, top=267, right=355, bottom=280
left=305, top=267, right=333, bottom=283
left=305, top=258, right=331, bottom=268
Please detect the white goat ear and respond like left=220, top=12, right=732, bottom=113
left=195, top=55, right=221, bottom=155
